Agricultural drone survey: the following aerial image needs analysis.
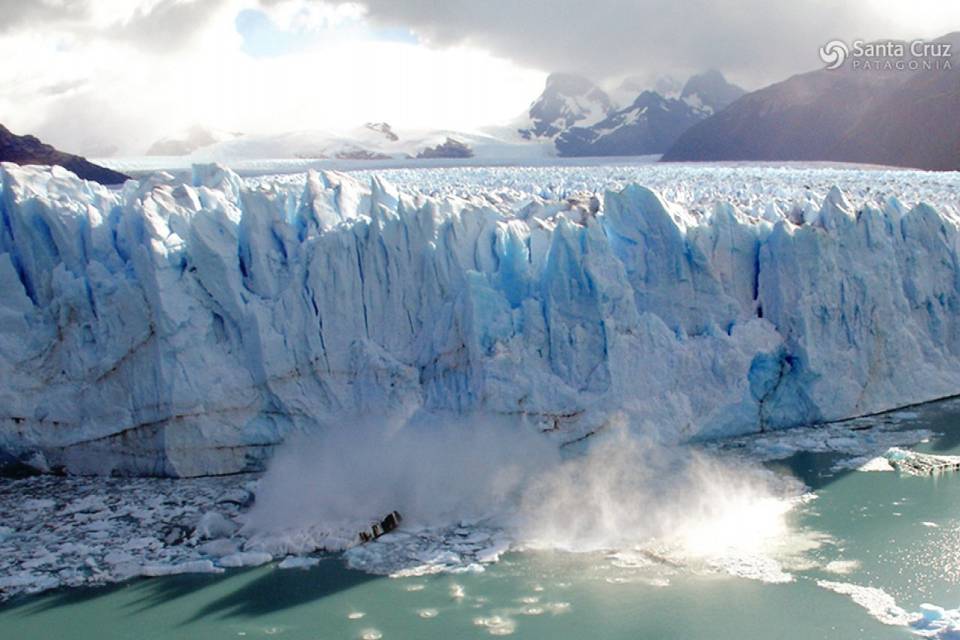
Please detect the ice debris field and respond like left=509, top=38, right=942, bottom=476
left=0, top=401, right=957, bottom=625
left=2, top=162, right=960, bottom=477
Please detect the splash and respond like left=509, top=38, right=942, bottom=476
left=511, top=424, right=802, bottom=558
left=245, top=414, right=811, bottom=579
left=245, top=415, right=559, bottom=533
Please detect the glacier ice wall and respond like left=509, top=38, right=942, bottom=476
left=2, top=162, right=960, bottom=476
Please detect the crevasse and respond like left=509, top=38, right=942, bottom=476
left=1, top=162, right=959, bottom=477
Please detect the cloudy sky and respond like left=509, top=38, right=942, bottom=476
left=2, top=0, right=958, bottom=156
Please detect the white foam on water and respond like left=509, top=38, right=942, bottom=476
left=823, top=560, right=861, bottom=575
left=817, top=580, right=919, bottom=626
left=816, top=581, right=960, bottom=639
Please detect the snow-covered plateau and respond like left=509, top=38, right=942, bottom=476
left=1, top=161, right=960, bottom=477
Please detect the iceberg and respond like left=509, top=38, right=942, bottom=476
left=2, top=161, right=960, bottom=476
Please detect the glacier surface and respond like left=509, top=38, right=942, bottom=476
left=2, top=161, right=960, bottom=476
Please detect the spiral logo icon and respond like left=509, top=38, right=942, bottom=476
left=819, top=40, right=849, bottom=70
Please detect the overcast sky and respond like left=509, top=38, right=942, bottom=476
left=2, top=0, right=958, bottom=156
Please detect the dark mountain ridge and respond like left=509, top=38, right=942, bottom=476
left=0, top=124, right=129, bottom=185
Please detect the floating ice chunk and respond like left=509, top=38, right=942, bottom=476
left=219, top=552, right=273, bottom=568
left=195, top=512, right=238, bottom=539
left=103, top=550, right=136, bottom=565
left=61, top=496, right=108, bottom=515
left=817, top=580, right=918, bottom=626
left=856, top=457, right=895, bottom=472
left=277, top=556, right=320, bottom=569
left=124, top=536, right=161, bottom=551
left=910, top=603, right=960, bottom=639
left=885, top=448, right=960, bottom=476
left=217, top=489, right=254, bottom=507
left=198, top=538, right=240, bottom=557
left=415, top=550, right=461, bottom=565
left=23, top=499, right=56, bottom=511
left=0, top=574, right=56, bottom=590
left=140, top=560, right=224, bottom=577
left=823, top=560, right=861, bottom=574
left=710, top=554, right=793, bottom=584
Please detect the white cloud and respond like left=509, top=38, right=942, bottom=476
left=8, top=0, right=956, bottom=156
left=0, top=0, right=544, bottom=155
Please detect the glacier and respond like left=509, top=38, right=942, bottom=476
left=2, top=161, right=960, bottom=477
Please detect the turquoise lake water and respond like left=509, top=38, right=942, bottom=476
left=2, top=404, right=960, bottom=639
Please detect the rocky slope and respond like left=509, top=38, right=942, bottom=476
left=662, top=33, right=960, bottom=169
left=0, top=125, right=128, bottom=185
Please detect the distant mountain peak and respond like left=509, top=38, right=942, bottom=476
left=364, top=122, right=399, bottom=142
left=519, top=73, right=613, bottom=140
left=680, top=70, right=746, bottom=115
left=519, top=68, right=745, bottom=156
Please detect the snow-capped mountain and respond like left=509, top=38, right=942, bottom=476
left=518, top=73, right=614, bottom=140
left=610, top=75, right=683, bottom=106
left=4, top=162, right=960, bottom=476
left=555, top=71, right=745, bottom=156
left=678, top=69, right=747, bottom=115
left=140, top=70, right=743, bottom=166
left=521, top=70, right=744, bottom=156
left=146, top=123, right=551, bottom=165
left=556, top=90, right=705, bottom=156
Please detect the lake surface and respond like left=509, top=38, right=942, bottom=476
left=2, top=403, right=960, bottom=639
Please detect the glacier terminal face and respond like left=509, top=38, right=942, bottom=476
left=2, top=161, right=960, bottom=476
